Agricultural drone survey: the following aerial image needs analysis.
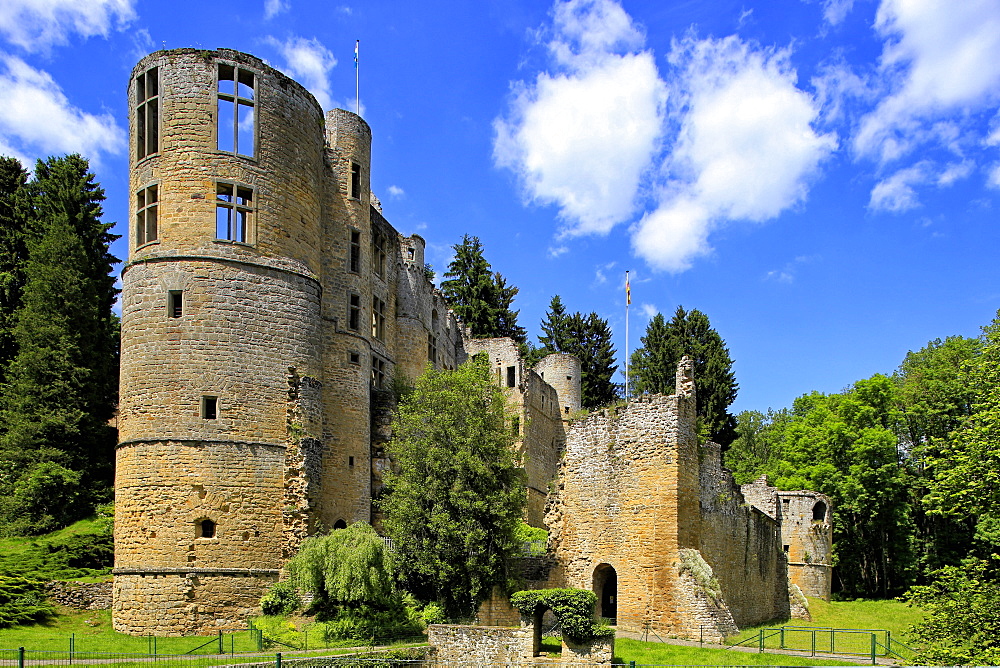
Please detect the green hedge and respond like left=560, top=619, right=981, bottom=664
left=509, top=588, right=614, bottom=642
left=0, top=576, right=54, bottom=628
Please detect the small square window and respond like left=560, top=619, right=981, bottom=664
left=349, top=352, right=360, bottom=365
left=168, top=290, right=183, bottom=318
left=202, top=396, right=218, bottom=420
left=199, top=519, right=216, bottom=539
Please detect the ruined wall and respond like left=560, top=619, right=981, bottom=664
left=698, top=444, right=789, bottom=627
left=428, top=624, right=534, bottom=665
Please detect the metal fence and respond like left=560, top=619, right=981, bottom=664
left=726, top=625, right=918, bottom=664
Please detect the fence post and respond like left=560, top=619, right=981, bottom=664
left=780, top=627, right=785, bottom=650
left=759, top=629, right=764, bottom=653
left=700, top=625, right=703, bottom=647
left=69, top=632, right=74, bottom=664
left=629, top=662, right=636, bottom=668
left=811, top=630, right=816, bottom=657
left=871, top=633, right=877, bottom=665
left=305, top=628, right=308, bottom=651
left=276, top=651, right=282, bottom=668
left=218, top=630, right=223, bottom=654
left=886, top=630, right=891, bottom=656
left=17, top=647, right=24, bottom=668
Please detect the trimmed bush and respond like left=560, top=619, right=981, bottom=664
left=510, top=588, right=614, bottom=642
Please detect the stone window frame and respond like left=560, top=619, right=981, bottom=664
left=216, top=62, right=257, bottom=158
left=348, top=228, right=361, bottom=273
left=371, top=295, right=386, bottom=341
left=136, top=66, right=159, bottom=161
left=214, top=180, right=254, bottom=244
left=372, top=228, right=387, bottom=278
left=371, top=354, right=386, bottom=389
left=135, top=183, right=159, bottom=248
left=427, top=333, right=437, bottom=364
left=196, top=518, right=217, bottom=539
left=167, top=290, right=183, bottom=318
left=348, top=292, right=361, bottom=332
left=349, top=162, right=361, bottom=200
left=201, top=395, right=218, bottom=420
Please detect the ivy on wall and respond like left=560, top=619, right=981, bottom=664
left=509, top=588, right=614, bottom=641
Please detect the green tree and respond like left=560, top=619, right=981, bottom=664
left=630, top=307, right=738, bottom=446
left=381, top=354, right=525, bottom=618
left=0, top=157, right=29, bottom=382
left=537, top=295, right=571, bottom=354
left=440, top=235, right=526, bottom=343
left=0, top=155, right=120, bottom=534
left=724, top=409, right=782, bottom=484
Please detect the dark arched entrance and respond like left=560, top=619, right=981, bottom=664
left=592, top=563, right=617, bottom=624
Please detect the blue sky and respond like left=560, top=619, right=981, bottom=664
left=1, top=0, right=999, bottom=413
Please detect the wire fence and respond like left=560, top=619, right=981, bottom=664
left=725, top=625, right=918, bottom=664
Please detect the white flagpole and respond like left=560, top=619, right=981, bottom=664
left=355, top=40, right=360, bottom=116
left=625, top=270, right=630, bottom=403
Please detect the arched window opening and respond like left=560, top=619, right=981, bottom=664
left=333, top=519, right=347, bottom=530
left=812, top=501, right=827, bottom=522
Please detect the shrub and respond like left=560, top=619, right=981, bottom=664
left=0, top=576, right=54, bottom=628
left=260, top=581, right=301, bottom=616
left=510, top=588, right=614, bottom=642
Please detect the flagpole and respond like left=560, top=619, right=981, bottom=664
left=625, top=270, right=630, bottom=403
left=355, top=40, right=360, bottom=116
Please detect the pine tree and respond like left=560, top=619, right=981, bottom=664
left=440, top=235, right=525, bottom=343
left=566, top=312, right=619, bottom=408
left=537, top=295, right=570, bottom=354
left=0, top=155, right=120, bottom=535
left=630, top=306, right=738, bottom=446
left=0, top=157, right=29, bottom=382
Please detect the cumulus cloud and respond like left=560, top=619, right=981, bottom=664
left=822, top=0, right=855, bottom=25
left=264, top=0, right=289, bottom=19
left=387, top=185, right=405, bottom=198
left=937, top=160, right=973, bottom=186
left=494, top=0, right=667, bottom=236
left=634, top=36, right=836, bottom=271
left=855, top=0, right=1000, bottom=162
left=0, top=0, right=135, bottom=52
left=0, top=54, right=124, bottom=168
left=869, top=161, right=930, bottom=212
left=266, top=36, right=337, bottom=110
left=640, top=303, right=658, bottom=318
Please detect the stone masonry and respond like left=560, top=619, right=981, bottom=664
left=116, top=47, right=830, bottom=637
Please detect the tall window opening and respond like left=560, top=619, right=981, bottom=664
left=350, top=162, right=361, bottom=199
left=168, top=290, right=183, bottom=318
left=507, top=366, right=516, bottom=388
left=135, top=184, right=158, bottom=246
left=372, top=296, right=385, bottom=341
left=812, top=501, right=827, bottom=522
left=136, top=67, right=159, bottom=159
left=348, top=294, right=360, bottom=331
left=202, top=396, right=218, bottom=420
left=371, top=355, right=386, bottom=389
left=349, top=230, right=361, bottom=272
left=216, top=182, right=253, bottom=242
left=428, top=334, right=437, bottom=363
left=217, top=64, right=255, bottom=157
left=372, top=230, right=386, bottom=278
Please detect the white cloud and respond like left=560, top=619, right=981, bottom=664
left=988, top=163, right=1000, bottom=189
left=547, top=245, right=569, bottom=258
left=387, top=185, right=405, bottom=198
left=869, top=161, right=930, bottom=212
left=811, top=58, right=871, bottom=125
left=494, top=0, right=667, bottom=236
left=0, top=0, right=135, bottom=52
left=937, top=160, right=973, bottom=186
left=855, top=0, right=1000, bottom=162
left=265, top=36, right=337, bottom=111
left=0, top=54, right=124, bottom=168
left=634, top=36, right=836, bottom=272
left=264, top=0, right=289, bottom=19
left=640, top=303, right=658, bottom=318
left=822, top=0, right=854, bottom=25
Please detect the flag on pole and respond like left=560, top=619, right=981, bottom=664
left=626, top=274, right=631, bottom=305
left=354, top=40, right=359, bottom=68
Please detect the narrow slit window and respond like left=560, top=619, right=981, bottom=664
left=216, top=182, right=253, bottom=242
left=428, top=334, right=437, bottom=363
left=168, top=290, right=183, bottom=318
left=350, top=162, right=361, bottom=199
left=136, top=67, right=159, bottom=159
left=202, top=396, right=218, bottom=420
left=135, top=184, right=158, bottom=246
left=507, top=366, right=516, bottom=388
left=349, top=230, right=361, bottom=272
left=349, top=456, right=355, bottom=467
left=217, top=64, right=255, bottom=157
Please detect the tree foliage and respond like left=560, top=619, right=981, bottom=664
left=630, top=306, right=738, bottom=445
left=0, top=157, right=29, bottom=383
left=0, top=155, right=120, bottom=535
left=440, top=235, right=526, bottom=343
left=381, top=354, right=525, bottom=618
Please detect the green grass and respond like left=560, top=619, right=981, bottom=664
left=614, top=637, right=855, bottom=665
left=0, top=515, right=113, bottom=581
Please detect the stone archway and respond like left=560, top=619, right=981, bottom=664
left=592, top=563, right=617, bottom=624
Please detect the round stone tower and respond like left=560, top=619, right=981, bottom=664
left=534, top=353, right=583, bottom=417
left=114, top=48, right=327, bottom=635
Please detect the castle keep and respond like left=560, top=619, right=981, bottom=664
left=114, top=48, right=831, bottom=638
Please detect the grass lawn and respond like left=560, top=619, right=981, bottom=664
left=614, top=637, right=857, bottom=665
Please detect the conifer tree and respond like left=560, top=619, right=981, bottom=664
left=0, top=155, right=120, bottom=535
left=440, top=235, right=526, bottom=343
left=0, top=157, right=29, bottom=382
left=537, top=295, right=570, bottom=354
left=630, top=306, right=738, bottom=446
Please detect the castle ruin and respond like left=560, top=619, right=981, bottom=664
left=113, top=48, right=831, bottom=638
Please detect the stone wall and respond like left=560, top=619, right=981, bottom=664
left=428, top=624, right=534, bottom=665
left=47, top=581, right=112, bottom=610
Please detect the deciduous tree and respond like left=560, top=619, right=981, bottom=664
left=381, top=354, right=525, bottom=618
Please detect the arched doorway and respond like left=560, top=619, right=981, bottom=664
left=592, top=563, right=617, bottom=624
